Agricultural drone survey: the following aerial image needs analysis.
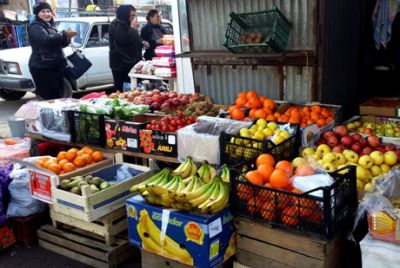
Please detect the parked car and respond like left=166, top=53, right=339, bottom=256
left=0, top=16, right=173, bottom=100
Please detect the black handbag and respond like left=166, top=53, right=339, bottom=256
left=65, top=49, right=92, bottom=80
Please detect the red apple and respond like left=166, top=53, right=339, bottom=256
left=316, top=138, right=326, bottom=146
left=361, top=147, right=373, bottom=156
left=341, top=135, right=354, bottom=147
left=364, top=128, right=373, bottom=135
left=385, top=144, right=396, bottom=152
left=359, top=137, right=367, bottom=147
left=367, top=135, right=380, bottom=148
left=323, top=131, right=336, bottom=141
left=334, top=125, right=349, bottom=137
left=332, top=145, right=345, bottom=153
left=351, top=143, right=362, bottom=154
left=376, top=146, right=386, bottom=154
left=327, top=136, right=339, bottom=148
left=351, top=133, right=362, bottom=142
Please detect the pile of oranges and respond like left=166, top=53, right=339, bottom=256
left=227, top=91, right=335, bottom=128
left=236, top=154, right=322, bottom=226
left=34, top=146, right=104, bottom=175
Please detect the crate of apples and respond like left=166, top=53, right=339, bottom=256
left=34, top=146, right=104, bottom=175
left=145, top=112, right=196, bottom=133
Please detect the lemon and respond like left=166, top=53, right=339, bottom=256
left=267, top=122, right=278, bottom=131
left=253, top=131, right=265, bottom=140
left=256, top=119, right=267, bottom=128
left=262, top=128, right=274, bottom=137
left=280, top=130, right=290, bottom=139
left=274, top=129, right=282, bottom=136
left=240, top=128, right=251, bottom=137
left=273, top=136, right=285, bottom=145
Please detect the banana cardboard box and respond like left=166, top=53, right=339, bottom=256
left=126, top=195, right=236, bottom=267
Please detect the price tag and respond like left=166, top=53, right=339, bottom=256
left=127, top=138, right=138, bottom=149
left=168, top=134, right=176, bottom=145
left=209, top=217, right=222, bottom=239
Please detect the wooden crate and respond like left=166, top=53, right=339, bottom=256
left=50, top=205, right=127, bottom=246
left=141, top=250, right=233, bottom=268
left=234, top=218, right=344, bottom=268
left=37, top=224, right=137, bottom=268
left=51, top=155, right=155, bottom=222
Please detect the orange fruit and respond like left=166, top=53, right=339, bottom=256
left=257, top=164, right=274, bottom=183
left=246, top=90, right=257, bottom=99
left=259, top=96, right=267, bottom=103
left=81, top=154, right=93, bottom=165
left=65, top=151, right=77, bottom=161
left=295, top=164, right=315, bottom=176
left=261, top=200, right=276, bottom=221
left=44, top=159, right=57, bottom=169
left=82, top=146, right=94, bottom=155
left=248, top=97, right=262, bottom=109
left=77, top=150, right=85, bottom=156
left=40, top=157, right=50, bottom=163
left=249, top=108, right=258, bottom=119
left=62, top=162, right=76, bottom=173
left=237, top=92, right=247, bottom=99
left=48, top=163, right=61, bottom=174
left=266, top=114, right=276, bottom=122
left=281, top=206, right=299, bottom=226
left=308, top=209, right=323, bottom=222
left=269, top=168, right=290, bottom=189
left=311, top=105, right=321, bottom=113
left=254, top=109, right=267, bottom=119
left=275, top=160, right=294, bottom=176
left=58, top=159, right=69, bottom=167
left=235, top=97, right=247, bottom=107
left=73, top=156, right=86, bottom=167
left=263, top=99, right=276, bottom=111
left=57, top=151, right=67, bottom=161
left=236, top=184, right=253, bottom=202
left=68, top=148, right=79, bottom=154
left=229, top=105, right=240, bottom=114
left=92, top=151, right=104, bottom=162
left=34, top=159, right=45, bottom=167
left=4, top=139, right=17, bottom=145
left=231, top=109, right=245, bottom=121
left=245, top=170, right=264, bottom=185
left=247, top=197, right=263, bottom=215
left=316, top=118, right=325, bottom=127
left=256, top=154, right=275, bottom=167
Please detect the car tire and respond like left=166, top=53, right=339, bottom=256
left=0, top=89, right=27, bottom=101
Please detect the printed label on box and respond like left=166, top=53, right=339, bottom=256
left=168, top=134, right=176, bottom=145
left=209, top=217, right=222, bottom=239
left=29, top=171, right=53, bottom=203
left=127, top=138, right=138, bottom=149
left=184, top=221, right=204, bottom=245
left=209, top=239, right=219, bottom=260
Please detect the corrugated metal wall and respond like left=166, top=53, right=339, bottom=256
left=187, top=0, right=317, bottom=104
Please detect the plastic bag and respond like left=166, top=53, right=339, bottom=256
left=350, top=169, right=400, bottom=243
left=115, top=164, right=137, bottom=183
left=141, top=61, right=155, bottom=75
left=133, top=60, right=145, bottom=73
left=177, top=117, right=252, bottom=165
left=37, top=99, right=81, bottom=142
left=155, top=45, right=175, bottom=57
left=6, top=166, right=45, bottom=217
left=292, top=173, right=334, bottom=198
left=155, top=67, right=176, bottom=78
left=0, top=138, right=31, bottom=166
left=152, top=57, right=176, bottom=67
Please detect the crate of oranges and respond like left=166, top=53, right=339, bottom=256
left=231, top=154, right=357, bottom=238
left=26, top=146, right=111, bottom=204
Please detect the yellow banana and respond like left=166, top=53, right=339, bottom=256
left=207, top=181, right=229, bottom=213
left=147, top=185, right=169, bottom=196
left=173, top=158, right=190, bottom=174
left=189, top=160, right=197, bottom=177
left=192, top=176, right=205, bottom=191
left=208, top=164, right=218, bottom=180
left=220, top=165, right=231, bottom=183
left=159, top=193, right=173, bottom=207
left=177, top=180, right=213, bottom=202
left=130, top=168, right=169, bottom=192
left=188, top=180, right=218, bottom=208
left=198, top=182, right=220, bottom=212
left=141, top=210, right=193, bottom=265
left=197, top=162, right=207, bottom=179
left=173, top=157, right=193, bottom=178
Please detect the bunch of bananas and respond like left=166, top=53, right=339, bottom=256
left=172, top=156, right=197, bottom=180
left=137, top=209, right=193, bottom=266
left=130, top=160, right=231, bottom=214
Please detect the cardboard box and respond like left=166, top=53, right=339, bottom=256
left=139, top=129, right=178, bottom=157
left=360, top=97, right=400, bottom=117
left=105, top=114, right=164, bottom=153
left=346, top=115, right=400, bottom=146
left=126, top=196, right=236, bottom=268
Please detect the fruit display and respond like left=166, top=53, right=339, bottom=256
left=79, top=98, right=149, bottom=118
left=183, top=96, right=229, bottom=117
left=235, top=154, right=323, bottom=227
left=59, top=175, right=110, bottom=195
left=346, top=119, right=400, bottom=138
left=145, top=112, right=196, bottom=133
left=136, top=209, right=193, bottom=265
left=239, top=119, right=294, bottom=145
left=33, top=147, right=104, bottom=175
left=227, top=91, right=335, bottom=128
left=108, top=89, right=200, bottom=113
left=130, top=158, right=231, bottom=214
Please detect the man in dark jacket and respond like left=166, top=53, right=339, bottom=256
left=109, top=5, right=147, bottom=93
left=141, top=9, right=167, bottom=61
left=28, top=2, right=77, bottom=100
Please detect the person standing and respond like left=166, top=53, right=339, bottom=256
left=109, top=5, right=147, bottom=93
left=28, top=2, right=77, bottom=100
left=141, top=9, right=167, bottom=61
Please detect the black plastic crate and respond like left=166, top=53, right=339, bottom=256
left=69, top=111, right=106, bottom=146
left=219, top=123, right=300, bottom=167
left=223, top=7, right=292, bottom=54
left=232, top=162, right=357, bottom=238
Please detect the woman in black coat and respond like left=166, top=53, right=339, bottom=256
left=141, top=9, right=167, bottom=61
left=109, top=5, right=147, bottom=93
left=28, top=2, right=77, bottom=100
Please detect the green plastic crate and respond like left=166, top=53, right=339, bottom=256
left=223, top=7, right=292, bottom=54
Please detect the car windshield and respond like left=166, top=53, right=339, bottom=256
left=55, top=21, right=89, bottom=47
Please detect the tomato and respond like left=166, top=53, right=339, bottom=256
left=146, top=124, right=152, bottom=130
left=170, top=120, right=177, bottom=126
left=176, top=119, right=181, bottom=126
left=151, top=120, right=157, bottom=125
left=169, top=126, right=176, bottom=132
left=161, top=125, right=168, bottom=132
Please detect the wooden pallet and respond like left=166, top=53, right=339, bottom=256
left=141, top=250, right=233, bottom=268
left=50, top=205, right=126, bottom=246
left=37, top=224, right=137, bottom=268
left=234, top=217, right=345, bottom=268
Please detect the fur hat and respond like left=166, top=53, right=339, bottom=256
left=33, top=2, right=52, bottom=16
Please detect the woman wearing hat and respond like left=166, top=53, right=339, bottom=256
left=28, top=2, right=77, bottom=100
